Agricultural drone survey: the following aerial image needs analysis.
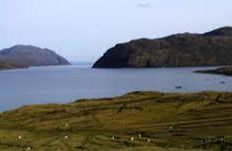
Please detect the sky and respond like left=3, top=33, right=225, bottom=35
left=0, top=0, right=232, bottom=62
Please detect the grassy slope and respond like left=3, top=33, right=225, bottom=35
left=1, top=91, right=232, bottom=150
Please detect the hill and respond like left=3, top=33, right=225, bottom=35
left=93, top=27, right=232, bottom=68
left=1, top=91, right=232, bottom=150
left=0, top=45, right=70, bottom=67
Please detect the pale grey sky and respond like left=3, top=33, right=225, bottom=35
left=1, top=0, right=232, bottom=62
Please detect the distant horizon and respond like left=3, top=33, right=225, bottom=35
left=1, top=0, right=232, bottom=62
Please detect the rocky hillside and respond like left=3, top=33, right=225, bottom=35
left=93, top=26, right=232, bottom=68
left=0, top=45, right=70, bottom=67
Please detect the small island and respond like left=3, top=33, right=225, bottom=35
left=93, top=27, right=232, bottom=68
left=196, top=66, right=232, bottom=76
left=0, top=45, right=70, bottom=70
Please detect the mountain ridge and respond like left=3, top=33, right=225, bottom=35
left=93, top=26, right=232, bottom=68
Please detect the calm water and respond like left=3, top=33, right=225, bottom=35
left=1, top=65, right=232, bottom=111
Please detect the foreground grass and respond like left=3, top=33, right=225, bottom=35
left=1, top=91, right=232, bottom=150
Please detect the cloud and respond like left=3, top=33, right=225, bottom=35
left=138, top=1, right=151, bottom=8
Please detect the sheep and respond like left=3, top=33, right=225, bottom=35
left=17, top=136, right=22, bottom=140
left=64, top=135, right=69, bottom=140
left=131, top=137, right=134, bottom=141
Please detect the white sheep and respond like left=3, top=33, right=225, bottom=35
left=131, top=137, right=134, bottom=141
left=17, top=136, right=22, bottom=140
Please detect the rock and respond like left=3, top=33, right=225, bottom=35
left=93, top=27, right=232, bottom=68
left=0, top=45, right=70, bottom=67
left=220, top=81, right=226, bottom=84
left=196, top=66, right=232, bottom=76
left=175, top=86, right=183, bottom=90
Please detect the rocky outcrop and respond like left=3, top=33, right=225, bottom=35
left=196, top=66, right=232, bottom=76
left=0, top=45, right=70, bottom=67
left=93, top=27, right=232, bottom=68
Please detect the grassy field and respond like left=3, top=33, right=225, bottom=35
left=1, top=91, right=232, bottom=150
